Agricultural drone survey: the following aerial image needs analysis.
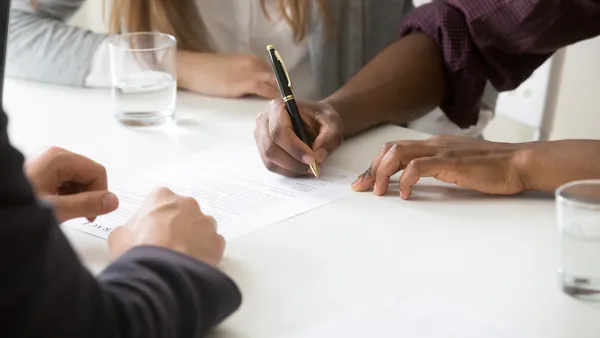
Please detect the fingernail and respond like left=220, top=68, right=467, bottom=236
left=351, top=176, right=363, bottom=189
left=103, top=193, right=119, bottom=210
left=401, top=191, right=407, bottom=200
left=314, top=149, right=328, bottom=163
left=302, top=154, right=315, bottom=165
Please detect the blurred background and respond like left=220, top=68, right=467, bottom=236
left=70, top=0, right=600, bottom=143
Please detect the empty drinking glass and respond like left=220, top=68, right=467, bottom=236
left=109, top=32, right=177, bottom=126
left=556, top=180, right=600, bottom=300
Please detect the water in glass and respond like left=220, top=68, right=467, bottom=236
left=557, top=180, right=600, bottom=300
left=113, top=70, right=176, bottom=126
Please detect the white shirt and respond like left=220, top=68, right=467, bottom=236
left=85, top=0, right=318, bottom=100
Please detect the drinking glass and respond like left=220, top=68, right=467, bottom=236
left=109, top=32, right=177, bottom=126
left=556, top=180, right=600, bottom=300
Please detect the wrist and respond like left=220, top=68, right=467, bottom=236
left=512, top=147, right=537, bottom=192
left=321, top=95, right=389, bottom=137
left=176, top=50, right=193, bottom=90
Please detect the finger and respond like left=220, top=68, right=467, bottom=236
left=249, top=79, right=280, bottom=99
left=205, top=216, right=218, bottom=232
left=47, top=191, right=119, bottom=223
left=374, top=143, right=439, bottom=196
left=399, top=157, right=459, bottom=199
left=311, top=117, right=343, bottom=164
left=258, top=70, right=278, bottom=87
left=267, top=100, right=315, bottom=165
left=55, top=151, right=108, bottom=192
left=255, top=110, right=309, bottom=176
left=352, top=142, right=394, bottom=192
left=259, top=149, right=307, bottom=177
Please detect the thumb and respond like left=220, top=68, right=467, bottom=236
left=311, top=129, right=343, bottom=164
left=47, top=191, right=119, bottom=223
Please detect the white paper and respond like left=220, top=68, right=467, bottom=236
left=283, top=295, right=538, bottom=338
left=64, top=144, right=355, bottom=240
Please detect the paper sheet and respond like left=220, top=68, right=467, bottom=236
left=283, top=295, right=537, bottom=338
left=64, top=144, right=355, bottom=240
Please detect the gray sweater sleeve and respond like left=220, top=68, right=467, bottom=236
left=7, top=0, right=108, bottom=86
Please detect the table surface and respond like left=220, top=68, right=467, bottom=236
left=4, top=79, right=599, bottom=338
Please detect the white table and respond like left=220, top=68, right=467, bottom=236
left=4, top=79, right=599, bottom=338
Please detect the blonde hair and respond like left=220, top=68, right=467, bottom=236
left=107, top=0, right=332, bottom=51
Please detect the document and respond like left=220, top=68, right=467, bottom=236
left=283, top=295, right=538, bottom=338
left=64, top=144, right=355, bottom=240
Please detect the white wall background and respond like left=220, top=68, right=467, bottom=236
left=485, top=36, right=600, bottom=142
left=550, top=37, right=600, bottom=140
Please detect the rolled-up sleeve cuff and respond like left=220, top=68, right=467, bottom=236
left=399, top=2, right=487, bottom=128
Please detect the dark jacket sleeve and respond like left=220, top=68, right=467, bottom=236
left=399, top=0, right=600, bottom=128
left=0, top=110, right=241, bottom=338
left=1, top=1, right=240, bottom=335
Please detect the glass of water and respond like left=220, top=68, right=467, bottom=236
left=109, top=32, right=177, bottom=126
left=557, top=180, right=600, bottom=300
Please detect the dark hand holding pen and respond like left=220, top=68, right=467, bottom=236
left=254, top=45, right=343, bottom=177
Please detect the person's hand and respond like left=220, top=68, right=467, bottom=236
left=108, top=187, right=225, bottom=265
left=254, top=99, right=343, bottom=176
left=351, top=135, right=531, bottom=199
left=178, top=51, right=279, bottom=99
left=25, top=147, right=119, bottom=223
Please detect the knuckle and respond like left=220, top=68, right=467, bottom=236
left=268, top=99, right=283, bottom=111
left=207, top=215, right=217, bottom=226
left=264, top=161, right=278, bottom=173
left=182, top=196, right=200, bottom=210
left=255, top=111, right=267, bottom=123
left=269, top=125, right=283, bottom=142
left=96, top=163, right=107, bottom=175
left=154, top=186, right=174, bottom=198
left=388, top=142, right=403, bottom=155
left=382, top=142, right=396, bottom=151
left=199, top=215, right=216, bottom=229
left=405, top=159, right=421, bottom=172
left=46, top=145, right=66, bottom=155
left=263, top=142, right=278, bottom=159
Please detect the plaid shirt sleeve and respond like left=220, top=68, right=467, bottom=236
left=399, top=0, right=600, bottom=128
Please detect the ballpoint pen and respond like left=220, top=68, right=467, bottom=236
left=266, top=44, right=319, bottom=178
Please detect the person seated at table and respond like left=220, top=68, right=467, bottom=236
left=0, top=4, right=240, bottom=335
left=7, top=0, right=497, bottom=136
left=8, top=0, right=410, bottom=101
left=254, top=0, right=600, bottom=198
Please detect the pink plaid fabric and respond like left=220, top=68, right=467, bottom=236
left=399, top=0, right=600, bottom=128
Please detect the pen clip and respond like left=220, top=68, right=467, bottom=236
left=274, top=50, right=293, bottom=90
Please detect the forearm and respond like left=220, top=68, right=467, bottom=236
left=176, top=51, right=221, bottom=91
left=322, top=33, right=445, bottom=137
left=520, top=140, right=600, bottom=192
